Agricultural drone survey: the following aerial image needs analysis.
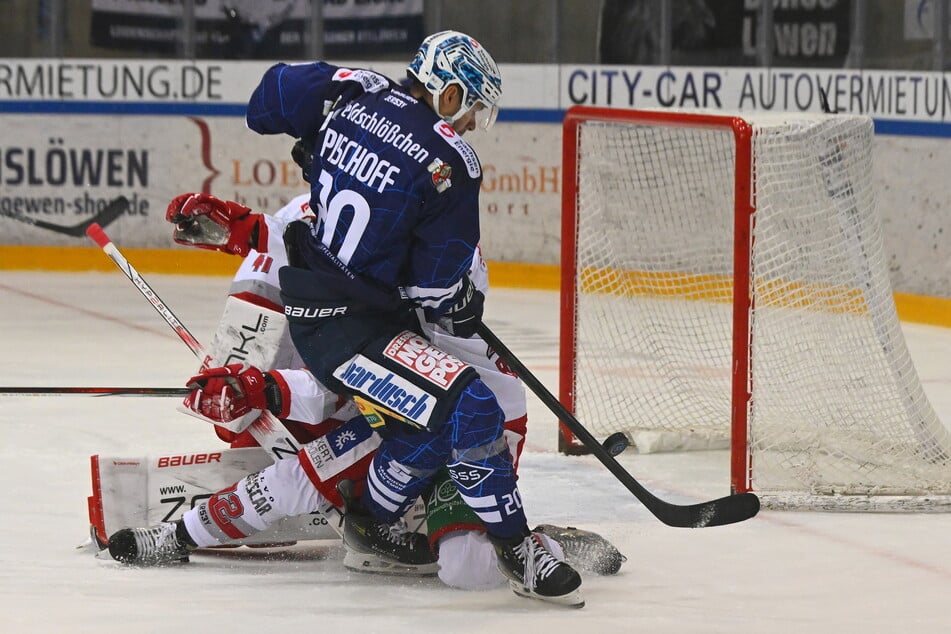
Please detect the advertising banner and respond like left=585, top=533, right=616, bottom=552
left=90, top=0, right=424, bottom=58
left=599, top=0, right=851, bottom=67
left=1, top=58, right=949, bottom=296
left=0, top=114, right=302, bottom=248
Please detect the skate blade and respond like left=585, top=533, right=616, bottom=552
left=77, top=524, right=108, bottom=553
left=93, top=549, right=190, bottom=565
left=343, top=550, right=438, bottom=577
left=509, top=580, right=585, bottom=608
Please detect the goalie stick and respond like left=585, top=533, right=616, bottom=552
left=85, top=222, right=345, bottom=536
left=0, top=196, right=128, bottom=238
left=0, top=386, right=190, bottom=397
left=475, top=323, right=761, bottom=528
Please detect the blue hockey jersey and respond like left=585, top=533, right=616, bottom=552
left=246, top=62, right=484, bottom=317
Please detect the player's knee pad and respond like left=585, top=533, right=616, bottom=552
left=448, top=379, right=507, bottom=440
left=332, top=330, right=479, bottom=433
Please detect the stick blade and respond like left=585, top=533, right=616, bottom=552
left=657, top=492, right=761, bottom=528
left=76, top=196, right=129, bottom=238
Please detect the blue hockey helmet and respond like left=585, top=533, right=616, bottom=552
left=407, top=30, right=502, bottom=130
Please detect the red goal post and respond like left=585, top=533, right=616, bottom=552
left=558, top=105, right=951, bottom=510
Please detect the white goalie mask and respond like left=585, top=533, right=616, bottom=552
left=407, top=30, right=502, bottom=130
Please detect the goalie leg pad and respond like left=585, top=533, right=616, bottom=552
left=87, top=447, right=340, bottom=550
left=199, top=294, right=301, bottom=443
left=88, top=447, right=273, bottom=547
left=435, top=531, right=502, bottom=590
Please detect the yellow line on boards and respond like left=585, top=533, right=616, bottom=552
left=1, top=245, right=948, bottom=328
left=0, top=244, right=238, bottom=276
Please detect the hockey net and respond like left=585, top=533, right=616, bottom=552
left=559, top=106, right=951, bottom=511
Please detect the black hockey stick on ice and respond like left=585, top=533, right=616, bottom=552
left=0, top=386, right=190, bottom=397
left=476, top=323, right=760, bottom=528
left=0, top=195, right=128, bottom=237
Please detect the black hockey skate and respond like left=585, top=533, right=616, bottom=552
left=492, top=531, right=584, bottom=608
left=108, top=521, right=193, bottom=566
left=534, top=524, right=627, bottom=575
left=336, top=480, right=437, bottom=576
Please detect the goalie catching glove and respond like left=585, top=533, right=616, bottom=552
left=166, top=193, right=267, bottom=257
left=181, top=364, right=288, bottom=433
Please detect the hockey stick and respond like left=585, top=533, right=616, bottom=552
left=84, top=222, right=306, bottom=461
left=0, top=196, right=128, bottom=237
left=475, top=323, right=761, bottom=528
left=85, top=223, right=345, bottom=538
left=0, top=386, right=190, bottom=397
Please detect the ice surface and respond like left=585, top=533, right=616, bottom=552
left=1, top=272, right=949, bottom=633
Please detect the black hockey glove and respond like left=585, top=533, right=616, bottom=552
left=291, top=137, right=315, bottom=184
left=440, top=276, right=485, bottom=338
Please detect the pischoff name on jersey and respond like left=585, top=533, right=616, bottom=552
left=319, top=125, right=402, bottom=194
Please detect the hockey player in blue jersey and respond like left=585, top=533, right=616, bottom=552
left=241, top=31, right=583, bottom=607
left=103, top=31, right=583, bottom=607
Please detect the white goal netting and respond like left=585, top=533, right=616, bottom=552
left=563, top=110, right=951, bottom=510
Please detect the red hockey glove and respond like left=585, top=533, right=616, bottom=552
left=165, top=193, right=267, bottom=257
left=182, top=364, right=274, bottom=432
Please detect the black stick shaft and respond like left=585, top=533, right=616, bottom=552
left=0, top=386, right=189, bottom=397
left=476, top=323, right=760, bottom=528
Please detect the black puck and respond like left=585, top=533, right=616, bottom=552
left=602, top=432, right=630, bottom=456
